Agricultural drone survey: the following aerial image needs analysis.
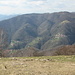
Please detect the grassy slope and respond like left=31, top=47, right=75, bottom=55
left=0, top=56, right=75, bottom=75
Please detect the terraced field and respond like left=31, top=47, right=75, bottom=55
left=0, top=56, right=75, bottom=75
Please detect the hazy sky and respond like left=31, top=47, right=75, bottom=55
left=0, top=0, right=75, bottom=15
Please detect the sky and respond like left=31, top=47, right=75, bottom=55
left=0, top=0, right=75, bottom=15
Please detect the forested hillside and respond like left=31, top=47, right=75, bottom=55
left=0, top=12, right=75, bottom=50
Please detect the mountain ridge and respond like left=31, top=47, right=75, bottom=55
left=0, top=11, right=75, bottom=50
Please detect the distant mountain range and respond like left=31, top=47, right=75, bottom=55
left=0, top=14, right=17, bottom=21
left=0, top=11, right=75, bottom=51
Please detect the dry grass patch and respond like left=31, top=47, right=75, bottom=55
left=0, top=56, right=75, bottom=75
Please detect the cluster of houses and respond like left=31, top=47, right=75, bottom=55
left=55, top=33, right=66, bottom=39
